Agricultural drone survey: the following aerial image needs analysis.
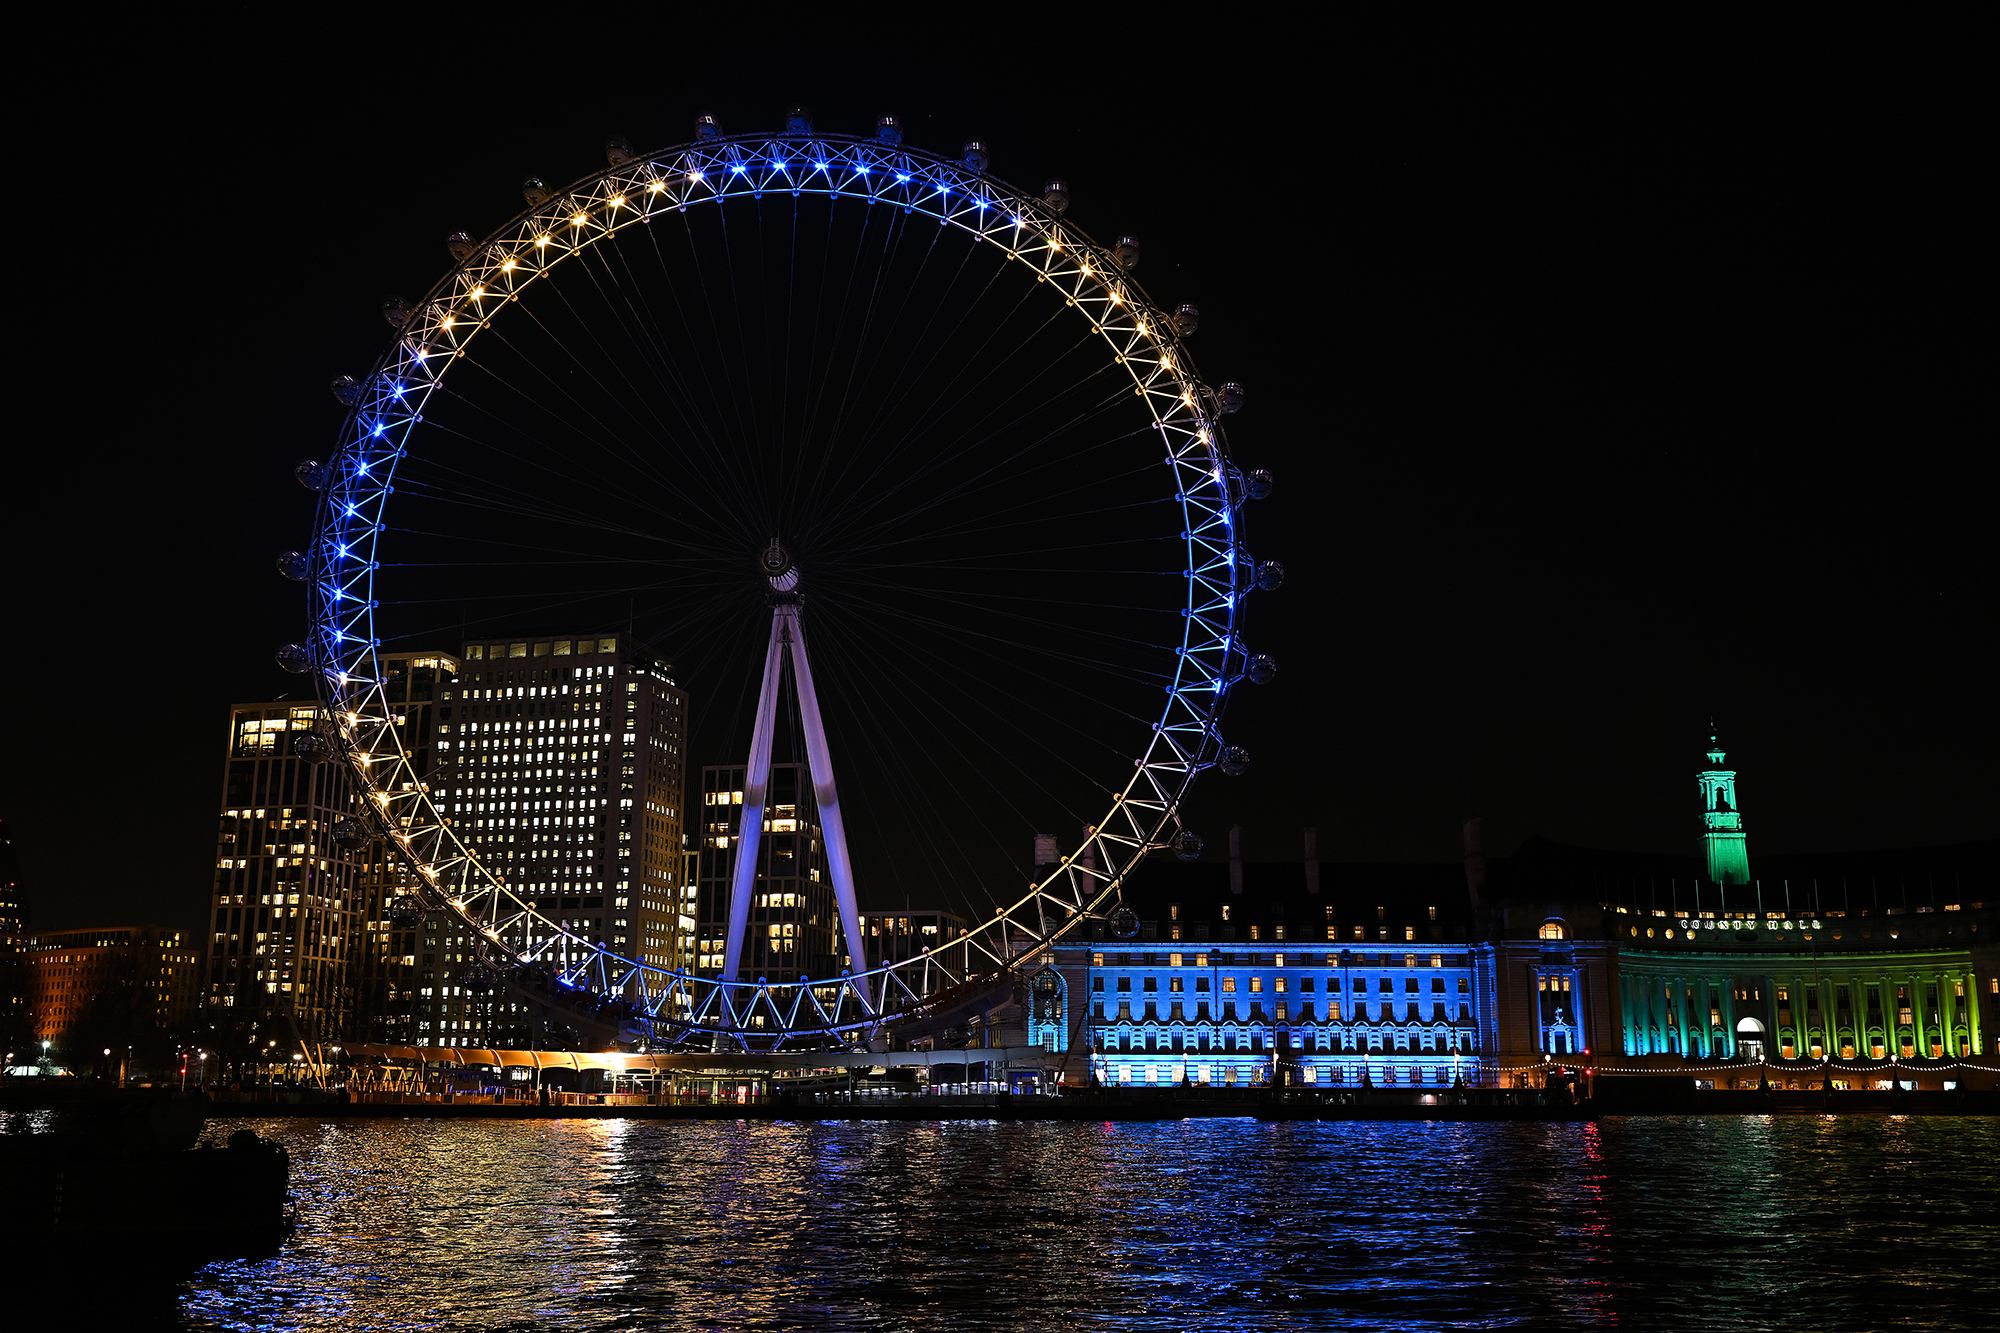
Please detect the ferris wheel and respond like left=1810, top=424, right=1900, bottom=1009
left=283, top=108, right=1280, bottom=1049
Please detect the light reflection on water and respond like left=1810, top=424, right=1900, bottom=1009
left=175, top=1115, right=2000, bottom=1332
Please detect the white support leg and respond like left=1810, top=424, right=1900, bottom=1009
left=722, top=610, right=788, bottom=987
left=785, top=609, right=875, bottom=1015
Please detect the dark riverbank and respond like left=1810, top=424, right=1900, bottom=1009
left=9, top=1082, right=1993, bottom=1121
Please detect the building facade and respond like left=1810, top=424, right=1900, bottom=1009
left=1481, top=836, right=1998, bottom=1087
left=0, top=818, right=27, bottom=1049
left=1025, top=741, right=1997, bottom=1092
left=29, top=926, right=200, bottom=1064
left=202, top=700, right=374, bottom=1065
left=400, top=632, right=689, bottom=1049
left=353, top=652, right=460, bottom=1044
left=1047, top=858, right=1481, bottom=1088
left=694, top=761, right=836, bottom=984
left=862, top=908, right=970, bottom=981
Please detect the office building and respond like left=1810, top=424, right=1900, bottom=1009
left=203, top=700, right=374, bottom=1065
left=695, top=762, right=836, bottom=984
left=409, top=632, right=689, bottom=1048
left=0, top=819, right=26, bottom=1047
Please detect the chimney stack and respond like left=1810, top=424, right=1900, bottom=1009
left=1033, top=833, right=1057, bottom=868
left=1303, top=826, right=1321, bottom=894
left=1228, top=823, right=1244, bottom=895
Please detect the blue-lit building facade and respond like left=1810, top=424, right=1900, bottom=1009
left=1046, top=860, right=1482, bottom=1089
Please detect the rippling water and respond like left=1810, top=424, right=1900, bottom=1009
left=162, top=1115, right=1998, bottom=1331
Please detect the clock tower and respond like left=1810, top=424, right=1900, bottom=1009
left=1698, top=730, right=1751, bottom=885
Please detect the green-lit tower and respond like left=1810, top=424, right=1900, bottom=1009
left=1697, top=730, right=1751, bottom=885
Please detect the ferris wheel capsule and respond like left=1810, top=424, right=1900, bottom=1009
left=1244, top=468, right=1273, bottom=500
left=382, top=296, right=413, bottom=328
left=1247, top=654, right=1277, bottom=684
left=1113, top=235, right=1141, bottom=271
left=336, top=818, right=373, bottom=852
left=875, top=115, right=903, bottom=145
left=446, top=231, right=478, bottom=263
left=1217, top=381, right=1245, bottom=414
left=1256, top=560, right=1285, bottom=592
left=1219, top=745, right=1250, bottom=776
left=962, top=140, right=990, bottom=173
left=1042, top=179, right=1070, bottom=214
left=521, top=177, right=554, bottom=207
left=1173, top=303, right=1200, bottom=336
left=695, top=114, right=720, bottom=141
left=294, top=459, right=328, bottom=491
left=276, top=550, right=308, bottom=582
left=292, top=732, right=330, bottom=762
left=605, top=134, right=637, bottom=167
left=330, top=375, right=363, bottom=407
left=1110, top=907, right=1141, bottom=939
left=1171, top=829, right=1205, bottom=861
left=784, top=106, right=813, bottom=135
left=276, top=643, right=313, bottom=674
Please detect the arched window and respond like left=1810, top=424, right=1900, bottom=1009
left=1539, top=921, right=1566, bottom=940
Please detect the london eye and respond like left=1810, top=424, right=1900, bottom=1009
left=283, top=108, right=1278, bottom=1049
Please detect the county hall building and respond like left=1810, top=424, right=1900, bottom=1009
left=1042, top=738, right=1998, bottom=1091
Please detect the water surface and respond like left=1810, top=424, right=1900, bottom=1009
left=170, top=1115, right=1999, bottom=1331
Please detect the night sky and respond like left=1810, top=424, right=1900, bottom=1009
left=5, top=23, right=1989, bottom=934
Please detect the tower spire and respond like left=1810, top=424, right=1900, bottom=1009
left=1697, top=726, right=1751, bottom=885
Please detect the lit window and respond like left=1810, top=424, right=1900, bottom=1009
left=1539, top=922, right=1565, bottom=940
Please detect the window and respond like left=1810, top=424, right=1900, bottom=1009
left=1539, top=921, right=1565, bottom=940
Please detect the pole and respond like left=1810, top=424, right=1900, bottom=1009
left=722, top=611, right=788, bottom=991
left=785, top=609, right=873, bottom=1016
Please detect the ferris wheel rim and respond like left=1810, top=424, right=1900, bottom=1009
left=305, top=126, right=1257, bottom=1048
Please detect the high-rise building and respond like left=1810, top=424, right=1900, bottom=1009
left=351, top=653, right=460, bottom=1044
left=695, top=762, right=838, bottom=984
left=402, top=632, right=688, bottom=1049
left=203, top=700, right=375, bottom=1067
left=0, top=818, right=27, bottom=1048
left=31, top=926, right=201, bottom=1062
left=1698, top=731, right=1751, bottom=885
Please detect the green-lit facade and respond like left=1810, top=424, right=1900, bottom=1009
left=1613, top=911, right=1989, bottom=1063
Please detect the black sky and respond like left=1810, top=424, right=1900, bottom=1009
left=4, top=18, right=1991, bottom=934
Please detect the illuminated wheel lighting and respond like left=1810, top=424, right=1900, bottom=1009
left=304, top=119, right=1265, bottom=1050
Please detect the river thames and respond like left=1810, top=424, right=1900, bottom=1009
left=161, top=1114, right=1997, bottom=1331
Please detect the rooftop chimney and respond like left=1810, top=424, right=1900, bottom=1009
left=1229, top=823, right=1244, bottom=895
left=1303, top=826, right=1321, bottom=894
